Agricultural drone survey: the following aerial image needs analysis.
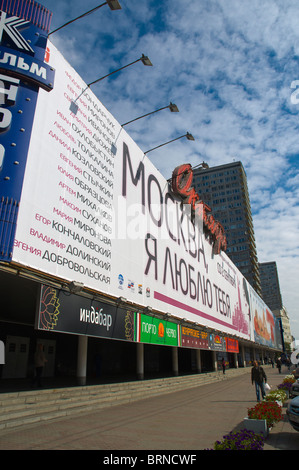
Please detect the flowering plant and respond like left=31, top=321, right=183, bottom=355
left=277, top=382, right=293, bottom=392
left=211, top=429, right=265, bottom=450
left=247, top=401, right=283, bottom=428
left=282, top=375, right=295, bottom=384
left=265, top=390, right=288, bottom=403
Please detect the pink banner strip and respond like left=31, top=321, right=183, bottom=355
left=154, top=291, right=238, bottom=331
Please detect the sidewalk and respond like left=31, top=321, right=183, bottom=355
left=0, top=365, right=297, bottom=451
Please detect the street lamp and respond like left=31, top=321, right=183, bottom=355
left=144, top=132, right=195, bottom=155
left=48, top=1, right=122, bottom=36
left=111, top=102, right=179, bottom=155
left=121, top=102, right=179, bottom=127
left=166, top=161, right=208, bottom=184
left=88, top=54, right=152, bottom=87
left=193, top=161, right=209, bottom=170
left=68, top=281, right=84, bottom=294
left=70, top=54, right=153, bottom=115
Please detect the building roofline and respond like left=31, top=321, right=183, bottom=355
left=193, top=161, right=245, bottom=173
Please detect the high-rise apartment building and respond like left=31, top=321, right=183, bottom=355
left=193, top=161, right=261, bottom=296
left=259, top=261, right=283, bottom=312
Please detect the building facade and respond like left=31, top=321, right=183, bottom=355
left=279, top=306, right=292, bottom=349
left=0, top=1, right=282, bottom=386
left=259, top=261, right=283, bottom=311
left=259, top=262, right=294, bottom=350
left=193, top=161, right=261, bottom=296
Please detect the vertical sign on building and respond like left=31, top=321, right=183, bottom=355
left=0, top=0, right=54, bottom=261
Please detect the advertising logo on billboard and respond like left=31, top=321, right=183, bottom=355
left=0, top=0, right=54, bottom=262
left=181, top=326, right=210, bottom=349
left=0, top=11, right=34, bottom=52
left=137, top=313, right=179, bottom=347
left=38, top=284, right=136, bottom=342
left=225, top=337, right=239, bottom=353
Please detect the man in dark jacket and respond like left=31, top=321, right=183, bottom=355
left=251, top=360, right=267, bottom=401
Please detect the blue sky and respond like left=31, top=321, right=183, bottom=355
left=41, top=0, right=299, bottom=343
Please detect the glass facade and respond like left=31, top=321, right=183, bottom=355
left=259, top=261, right=283, bottom=311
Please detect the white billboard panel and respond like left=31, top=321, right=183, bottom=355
left=13, top=41, right=118, bottom=290
left=12, top=42, right=268, bottom=342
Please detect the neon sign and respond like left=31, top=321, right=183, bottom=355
left=171, top=163, right=227, bottom=254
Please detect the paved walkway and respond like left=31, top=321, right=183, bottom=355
left=0, top=365, right=298, bottom=452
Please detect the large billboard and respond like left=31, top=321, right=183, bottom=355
left=10, top=41, right=252, bottom=340
left=0, top=7, right=280, bottom=348
left=249, top=285, right=282, bottom=349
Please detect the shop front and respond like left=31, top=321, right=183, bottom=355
left=0, top=270, right=250, bottom=385
left=0, top=0, right=283, bottom=388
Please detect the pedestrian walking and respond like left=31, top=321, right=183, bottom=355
left=270, top=358, right=274, bottom=368
left=32, top=343, right=47, bottom=387
left=221, top=358, right=226, bottom=374
left=276, top=357, right=282, bottom=374
left=251, top=360, right=267, bottom=401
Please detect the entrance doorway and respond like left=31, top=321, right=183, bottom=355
left=2, top=335, right=30, bottom=378
left=36, top=339, right=56, bottom=377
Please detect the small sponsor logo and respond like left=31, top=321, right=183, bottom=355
left=118, top=274, right=124, bottom=289
left=128, top=280, right=135, bottom=292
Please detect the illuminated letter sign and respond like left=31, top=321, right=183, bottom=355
left=171, top=164, right=227, bottom=254
left=0, top=0, right=54, bottom=261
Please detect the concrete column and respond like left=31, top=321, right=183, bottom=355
left=196, top=349, right=202, bottom=373
left=212, top=351, right=217, bottom=371
left=241, top=345, right=246, bottom=367
left=234, top=352, right=238, bottom=368
left=172, top=347, right=179, bottom=376
left=77, top=335, right=88, bottom=385
left=136, top=343, right=144, bottom=380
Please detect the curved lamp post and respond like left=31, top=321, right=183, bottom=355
left=70, top=54, right=153, bottom=114
left=121, top=102, right=179, bottom=127
left=48, top=1, right=122, bottom=36
left=144, top=132, right=195, bottom=155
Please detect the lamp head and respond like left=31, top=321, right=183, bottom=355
left=169, top=102, right=179, bottom=112
left=186, top=132, right=195, bottom=141
left=141, top=54, right=153, bottom=66
left=106, top=0, right=122, bottom=10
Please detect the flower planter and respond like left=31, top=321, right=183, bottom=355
left=243, top=418, right=269, bottom=437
